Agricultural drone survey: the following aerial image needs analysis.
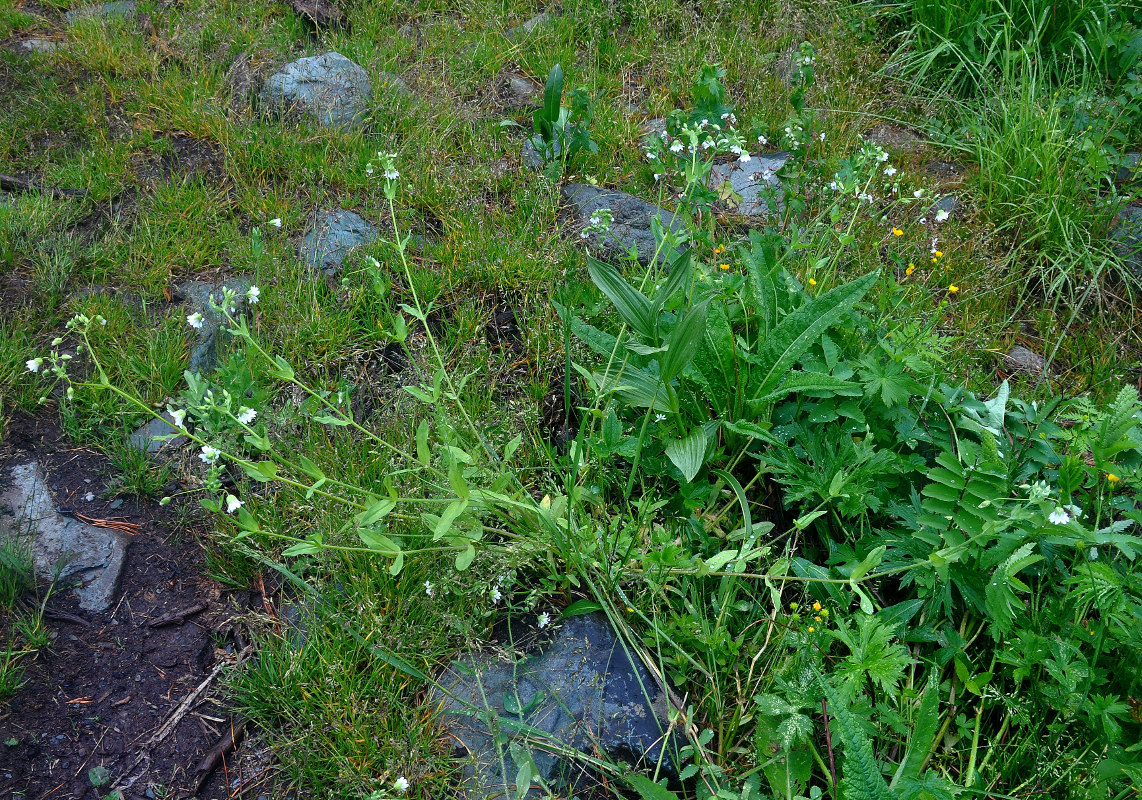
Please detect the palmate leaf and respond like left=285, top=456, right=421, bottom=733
left=749, top=271, right=878, bottom=402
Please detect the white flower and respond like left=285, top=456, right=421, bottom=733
left=1064, top=503, right=1085, bottom=519
left=169, top=408, right=187, bottom=429
left=491, top=586, right=502, bottom=604
left=99, top=317, right=107, bottom=326
left=654, top=413, right=666, bottom=422
left=384, top=168, right=400, bottom=181
left=246, top=285, right=261, bottom=304
left=653, top=173, right=664, bottom=181
left=758, top=135, right=768, bottom=145
left=187, top=312, right=204, bottom=330
left=876, top=150, right=888, bottom=162
left=738, top=152, right=751, bottom=163
left=25, top=358, right=43, bottom=373
left=225, top=495, right=244, bottom=513
left=199, top=446, right=220, bottom=464
left=66, top=387, right=74, bottom=400
left=919, top=217, right=927, bottom=225
left=646, top=151, right=658, bottom=160
left=366, top=165, right=374, bottom=175
left=237, top=407, right=257, bottom=425
left=268, top=218, right=282, bottom=228
left=884, top=166, right=897, bottom=176
left=394, top=777, right=410, bottom=794
left=669, top=141, right=684, bottom=153
left=424, top=581, right=434, bottom=597
left=935, top=209, right=950, bottom=222
left=819, top=132, right=826, bottom=141
left=537, top=612, right=550, bottom=629
left=913, top=189, right=924, bottom=199
left=1048, top=508, right=1070, bottom=525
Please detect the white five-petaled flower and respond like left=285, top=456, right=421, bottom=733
left=394, top=777, right=410, bottom=794
left=246, top=285, right=261, bottom=304
left=738, top=152, right=751, bottom=162
left=919, top=217, right=928, bottom=225
left=669, top=141, right=684, bottom=153
left=225, top=495, right=243, bottom=513
left=169, top=408, right=187, bottom=429
left=1048, top=507, right=1071, bottom=525
left=268, top=218, right=282, bottom=228
left=935, top=209, right=950, bottom=222
left=25, top=358, right=43, bottom=373
left=187, top=312, right=204, bottom=330
left=758, top=135, right=768, bottom=145
left=884, top=166, right=897, bottom=176
left=913, top=189, right=924, bottom=199
left=199, top=446, right=220, bottom=465
left=384, top=168, right=400, bottom=181
left=537, top=612, right=550, bottom=629
left=654, top=413, right=666, bottom=422
left=365, top=165, right=374, bottom=175
left=491, top=586, right=502, bottom=604
left=424, top=581, right=434, bottom=597
left=237, top=407, right=257, bottom=425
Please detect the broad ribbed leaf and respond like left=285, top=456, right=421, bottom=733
left=659, top=301, right=708, bottom=383
left=665, top=426, right=708, bottom=482
left=751, top=271, right=878, bottom=401
left=587, top=255, right=656, bottom=339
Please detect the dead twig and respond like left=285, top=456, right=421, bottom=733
left=147, top=602, right=207, bottom=628
left=188, top=720, right=246, bottom=797
left=0, top=173, right=89, bottom=198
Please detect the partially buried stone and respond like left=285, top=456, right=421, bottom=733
left=259, top=52, right=371, bottom=129
left=17, top=38, right=59, bottom=54
left=0, top=462, right=127, bottom=612
left=1004, top=345, right=1048, bottom=375
left=1111, top=205, right=1142, bottom=278
left=128, top=412, right=187, bottom=455
left=64, top=1, right=136, bottom=22
left=504, top=11, right=554, bottom=40
left=931, top=194, right=963, bottom=218
left=299, top=209, right=378, bottom=276
left=521, top=135, right=561, bottom=170
left=433, top=612, right=680, bottom=799
left=562, top=184, right=683, bottom=266
left=708, top=152, right=789, bottom=217
left=174, top=277, right=252, bottom=374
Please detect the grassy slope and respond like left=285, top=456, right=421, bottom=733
left=1, top=0, right=1140, bottom=796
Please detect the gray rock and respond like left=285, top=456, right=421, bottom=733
left=562, top=184, right=683, bottom=266
left=708, top=152, right=789, bottom=217
left=521, top=135, right=561, bottom=169
left=924, top=160, right=964, bottom=180
left=1004, top=345, right=1048, bottom=375
left=930, top=194, right=963, bottom=219
left=1115, top=151, right=1140, bottom=186
left=174, top=277, right=252, bottom=374
left=128, top=412, right=187, bottom=455
left=1112, top=205, right=1142, bottom=277
left=506, top=74, right=541, bottom=104
left=640, top=118, right=667, bottom=151
left=1, top=462, right=127, bottom=612
left=17, top=38, right=59, bottom=54
left=434, top=613, right=679, bottom=798
left=864, top=123, right=923, bottom=153
left=376, top=71, right=412, bottom=97
left=64, top=1, right=136, bottom=23
left=505, top=11, right=554, bottom=40
left=298, top=209, right=378, bottom=276
left=259, top=52, right=371, bottom=129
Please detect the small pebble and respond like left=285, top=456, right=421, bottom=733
left=85, top=492, right=95, bottom=501
left=109, top=498, right=123, bottom=510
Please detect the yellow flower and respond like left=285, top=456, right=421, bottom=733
left=905, top=263, right=915, bottom=276
left=814, top=615, right=822, bottom=623
left=807, top=626, right=815, bottom=633
left=892, top=227, right=903, bottom=236
left=718, top=263, right=730, bottom=271
left=934, top=250, right=944, bottom=258
left=1108, top=473, right=1120, bottom=484
left=714, top=244, right=726, bottom=255
left=947, top=284, right=959, bottom=293
left=808, top=277, right=817, bottom=286
left=931, top=257, right=938, bottom=263
left=812, top=601, right=821, bottom=612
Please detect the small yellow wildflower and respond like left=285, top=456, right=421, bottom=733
left=934, top=250, right=944, bottom=258
left=891, top=227, right=903, bottom=236
left=1108, top=473, right=1121, bottom=484
left=948, top=284, right=959, bottom=293
left=714, top=244, right=726, bottom=255
left=808, top=277, right=817, bottom=286
left=807, top=626, right=815, bottom=633
left=718, top=263, right=730, bottom=271
left=812, top=601, right=821, bottom=612
left=931, top=257, right=938, bottom=263
left=905, top=263, right=916, bottom=276
left=814, top=615, right=822, bottom=623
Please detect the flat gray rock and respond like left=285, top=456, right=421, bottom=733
left=259, top=52, right=371, bottom=129
left=1116, top=151, right=1140, bottom=186
left=17, top=38, right=59, bottom=54
left=128, top=412, right=187, bottom=455
left=562, top=184, right=683, bottom=266
left=376, top=71, right=412, bottom=97
left=505, top=11, right=554, bottom=40
left=0, top=462, right=127, bottom=612
left=1112, top=205, right=1142, bottom=278
left=521, top=135, right=562, bottom=169
left=708, top=153, right=789, bottom=217
left=174, top=277, right=252, bottom=374
left=930, top=194, right=963, bottom=218
left=65, top=1, right=136, bottom=22
left=1004, top=345, right=1048, bottom=375
left=299, top=209, right=378, bottom=276
left=434, top=612, right=679, bottom=799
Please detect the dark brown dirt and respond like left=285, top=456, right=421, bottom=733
left=0, top=412, right=252, bottom=800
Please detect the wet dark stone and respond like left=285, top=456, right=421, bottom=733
left=561, top=184, right=683, bottom=266
left=1112, top=205, right=1142, bottom=278
left=259, top=52, right=371, bottom=129
left=434, top=612, right=680, bottom=799
left=174, top=278, right=252, bottom=374
left=298, top=209, right=378, bottom=276
left=1004, top=345, right=1048, bottom=375
left=128, top=412, right=186, bottom=455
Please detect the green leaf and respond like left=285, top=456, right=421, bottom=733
left=627, top=775, right=682, bottom=800
left=269, top=355, right=294, bottom=381
left=542, top=63, right=563, bottom=132
left=587, top=255, right=656, bottom=339
left=665, top=426, right=708, bottom=482
left=850, top=545, right=886, bottom=581
left=750, top=271, right=878, bottom=400
left=416, top=420, right=430, bottom=465
left=563, top=599, right=604, bottom=616
left=704, top=549, right=739, bottom=572
left=433, top=499, right=469, bottom=539
left=658, top=301, right=708, bottom=383
left=359, top=528, right=400, bottom=555
left=749, top=371, right=862, bottom=406
left=313, top=413, right=351, bottom=427
left=455, top=544, right=476, bottom=571
left=283, top=538, right=322, bottom=557
left=357, top=498, right=396, bottom=527
left=242, top=461, right=279, bottom=483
